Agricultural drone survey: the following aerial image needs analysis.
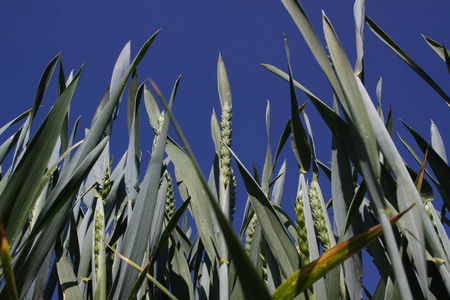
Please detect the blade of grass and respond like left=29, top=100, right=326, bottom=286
left=366, top=16, right=450, bottom=105
left=285, top=37, right=311, bottom=173
left=354, top=0, right=365, bottom=79
left=298, top=173, right=327, bottom=299
left=324, top=12, right=417, bottom=298
left=11, top=54, right=59, bottom=169
left=67, top=32, right=159, bottom=179
left=261, top=63, right=362, bottom=171
left=169, top=236, right=195, bottom=300
left=0, top=107, right=33, bottom=137
left=124, top=81, right=145, bottom=202
left=109, top=41, right=131, bottom=124
left=280, top=0, right=348, bottom=115
left=152, top=198, right=191, bottom=263
left=430, top=120, right=448, bottom=163
left=323, top=13, right=380, bottom=181
left=261, top=100, right=273, bottom=196
left=0, top=64, right=83, bottom=245
left=158, top=86, right=272, bottom=300
left=11, top=138, right=109, bottom=299
left=423, top=35, right=450, bottom=62
left=126, top=261, right=151, bottom=300
left=106, top=243, right=177, bottom=300
left=113, top=77, right=175, bottom=299
left=56, top=252, right=83, bottom=299
left=230, top=146, right=300, bottom=279
left=272, top=204, right=415, bottom=300
left=357, top=79, right=436, bottom=296
left=402, top=120, right=450, bottom=210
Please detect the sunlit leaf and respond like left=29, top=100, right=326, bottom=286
left=272, top=205, right=414, bottom=300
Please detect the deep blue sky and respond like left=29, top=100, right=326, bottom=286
left=1, top=0, right=449, bottom=297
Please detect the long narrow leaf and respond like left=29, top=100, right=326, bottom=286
left=230, top=146, right=300, bottom=278
left=126, top=261, right=151, bottom=300
left=106, top=244, right=177, bottom=300
left=114, top=78, right=174, bottom=299
left=285, top=37, right=311, bottom=173
left=0, top=64, right=83, bottom=245
left=280, top=0, right=348, bottom=114
left=0, top=221, right=17, bottom=300
left=158, top=87, right=272, bottom=300
left=272, top=205, right=415, bottom=300
left=68, top=32, right=159, bottom=179
left=366, top=16, right=450, bottom=105
left=56, top=255, right=83, bottom=299
left=402, top=121, right=450, bottom=211
left=12, top=138, right=109, bottom=299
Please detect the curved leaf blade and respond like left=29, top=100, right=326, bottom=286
left=272, top=205, right=414, bottom=300
left=366, top=16, right=450, bottom=105
left=230, top=146, right=300, bottom=278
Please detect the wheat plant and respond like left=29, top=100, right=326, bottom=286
left=0, top=0, right=449, bottom=299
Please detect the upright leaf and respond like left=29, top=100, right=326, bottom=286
left=230, top=147, right=300, bottom=279
left=0, top=64, right=83, bottom=245
left=113, top=79, right=173, bottom=299
left=285, top=37, right=311, bottom=173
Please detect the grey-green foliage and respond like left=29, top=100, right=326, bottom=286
left=0, top=1, right=449, bottom=299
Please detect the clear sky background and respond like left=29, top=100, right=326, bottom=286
left=1, top=0, right=449, bottom=297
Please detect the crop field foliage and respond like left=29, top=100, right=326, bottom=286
left=0, top=0, right=449, bottom=299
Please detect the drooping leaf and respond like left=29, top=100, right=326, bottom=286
left=366, top=16, right=450, bottom=105
left=261, top=63, right=361, bottom=172
left=0, top=108, right=32, bottom=138
left=402, top=120, right=450, bottom=210
left=0, top=130, right=22, bottom=167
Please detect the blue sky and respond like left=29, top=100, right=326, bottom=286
left=1, top=0, right=450, bottom=297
